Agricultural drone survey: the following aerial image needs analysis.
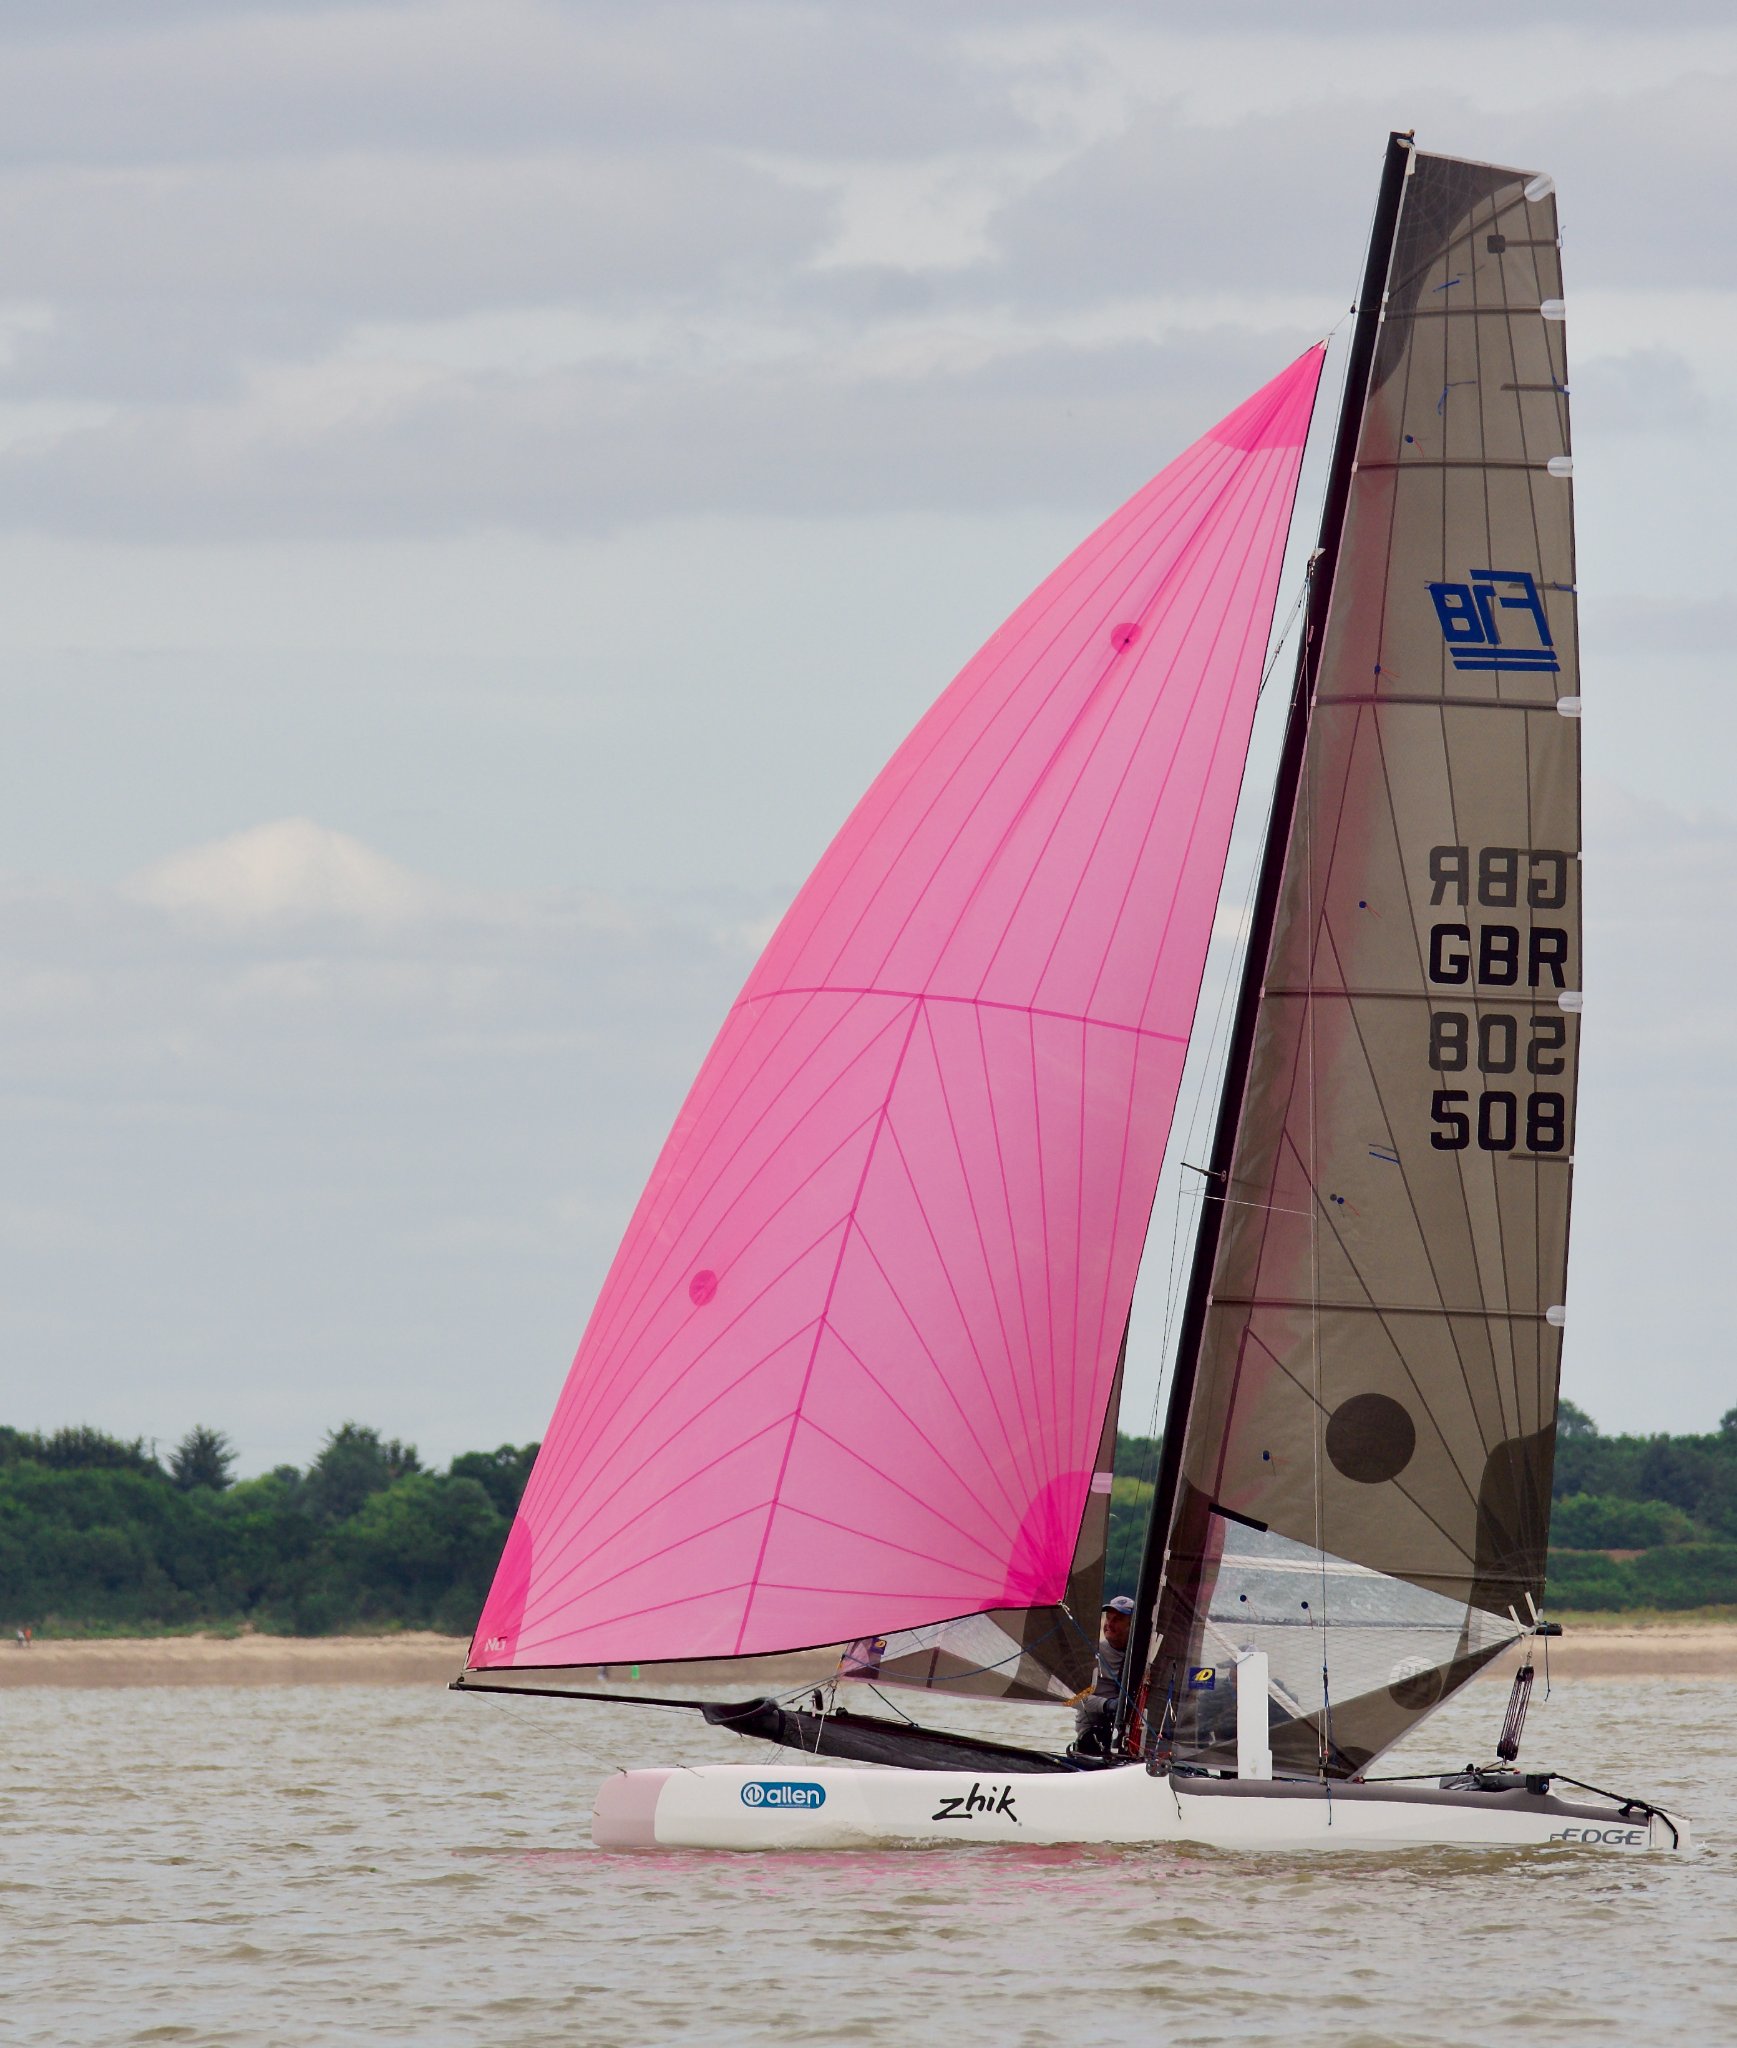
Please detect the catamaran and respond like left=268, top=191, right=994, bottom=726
left=454, top=134, right=1689, bottom=1854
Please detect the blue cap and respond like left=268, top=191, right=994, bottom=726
left=1104, top=1595, right=1135, bottom=1615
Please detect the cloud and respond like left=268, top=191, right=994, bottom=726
left=1585, top=784, right=1737, bottom=1058
left=1562, top=783, right=1737, bottom=1427
left=125, top=818, right=469, bottom=928
left=1594, top=593, right=1737, bottom=658
left=0, top=824, right=779, bottom=1464
left=0, top=5, right=1729, bottom=524
left=978, top=76, right=1737, bottom=310
left=0, top=326, right=1313, bottom=538
left=3, top=0, right=1737, bottom=1457
left=0, top=300, right=343, bottom=405
left=0, top=3, right=1031, bottom=168
left=0, top=152, right=832, bottom=320
left=1571, top=348, right=1712, bottom=437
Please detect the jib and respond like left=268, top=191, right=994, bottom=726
left=1551, top=1826, right=1645, bottom=1846
left=1428, top=923, right=1568, bottom=988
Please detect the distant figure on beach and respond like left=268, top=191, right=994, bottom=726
left=14, top=1624, right=31, bottom=1648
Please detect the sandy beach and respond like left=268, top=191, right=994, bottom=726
left=1482, top=1619, right=1737, bottom=1681
left=0, top=1631, right=470, bottom=1688
left=3, top=1619, right=1736, bottom=1687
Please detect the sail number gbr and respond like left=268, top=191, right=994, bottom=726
left=1425, top=844, right=1572, bottom=1155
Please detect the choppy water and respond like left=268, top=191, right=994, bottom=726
left=5, top=1674, right=1733, bottom=2047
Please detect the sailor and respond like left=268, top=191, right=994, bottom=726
left=1073, top=1595, right=1134, bottom=1757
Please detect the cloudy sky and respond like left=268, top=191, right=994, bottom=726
left=4, top=0, right=1734, bottom=1471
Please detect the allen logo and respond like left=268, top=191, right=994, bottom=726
left=1426, top=568, right=1559, bottom=673
left=740, top=1780, right=826, bottom=1809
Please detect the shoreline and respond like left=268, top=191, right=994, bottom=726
left=4, top=1618, right=1737, bottom=1688
left=0, top=1631, right=469, bottom=1688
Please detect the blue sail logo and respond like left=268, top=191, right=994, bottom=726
left=1427, top=568, right=1560, bottom=673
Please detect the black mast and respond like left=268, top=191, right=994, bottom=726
left=1115, top=131, right=1415, bottom=1753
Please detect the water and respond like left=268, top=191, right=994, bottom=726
left=5, top=1675, right=1733, bottom=2046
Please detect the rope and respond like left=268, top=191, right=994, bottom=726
left=1548, top=1774, right=1682, bottom=1851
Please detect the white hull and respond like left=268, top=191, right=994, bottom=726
left=595, top=1762, right=1688, bottom=1855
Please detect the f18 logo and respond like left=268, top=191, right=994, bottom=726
left=1427, top=568, right=1559, bottom=673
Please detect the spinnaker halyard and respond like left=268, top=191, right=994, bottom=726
left=458, top=133, right=1691, bottom=1855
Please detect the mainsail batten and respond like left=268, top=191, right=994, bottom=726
left=465, top=351, right=1325, bottom=1690
left=1138, top=141, right=1581, bottom=1775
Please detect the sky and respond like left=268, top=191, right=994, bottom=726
left=3, top=0, right=1735, bottom=1472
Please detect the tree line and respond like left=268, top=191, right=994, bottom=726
left=8, top=1397, right=1737, bottom=1637
left=0, top=1422, right=535, bottom=1637
left=1104, top=1401, right=1737, bottom=1613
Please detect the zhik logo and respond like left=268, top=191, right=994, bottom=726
left=931, top=1781, right=1020, bottom=1824
left=1427, top=567, right=1560, bottom=674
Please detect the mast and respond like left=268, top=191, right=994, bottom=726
left=1116, top=130, right=1415, bottom=1751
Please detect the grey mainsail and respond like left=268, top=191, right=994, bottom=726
left=1139, top=142, right=1580, bottom=1776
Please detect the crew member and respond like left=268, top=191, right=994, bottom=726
left=1073, top=1594, right=1134, bottom=1757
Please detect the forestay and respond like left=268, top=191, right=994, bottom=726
left=461, top=350, right=1324, bottom=1701
left=1149, top=150, right=1580, bottom=1774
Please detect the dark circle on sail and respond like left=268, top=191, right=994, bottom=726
left=689, top=1269, right=719, bottom=1306
left=1389, top=1661, right=1443, bottom=1712
left=1325, top=1392, right=1416, bottom=1484
left=1109, top=622, right=1140, bottom=651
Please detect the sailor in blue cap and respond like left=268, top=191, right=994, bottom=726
left=1072, top=1595, right=1135, bottom=1758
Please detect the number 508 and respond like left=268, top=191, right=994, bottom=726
left=1428, top=1010, right=1570, bottom=1154
left=1430, top=1088, right=1565, bottom=1153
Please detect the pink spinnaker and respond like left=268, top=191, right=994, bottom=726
left=472, top=349, right=1324, bottom=1670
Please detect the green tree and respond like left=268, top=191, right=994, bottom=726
left=1103, top=1473, right=1153, bottom=1601
left=209, top=1470, right=317, bottom=1620
left=304, top=1424, right=421, bottom=1522
left=1550, top=1492, right=1695, bottom=1549
left=1557, top=1400, right=1599, bottom=1441
left=332, top=1473, right=504, bottom=1631
left=170, top=1425, right=236, bottom=1492
left=448, top=1442, right=539, bottom=1520
left=0, top=1463, right=213, bottom=1626
left=1636, top=1438, right=1712, bottom=1515
left=1, top=1425, right=162, bottom=1475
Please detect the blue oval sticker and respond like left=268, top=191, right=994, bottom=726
left=740, top=1780, right=826, bottom=1809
